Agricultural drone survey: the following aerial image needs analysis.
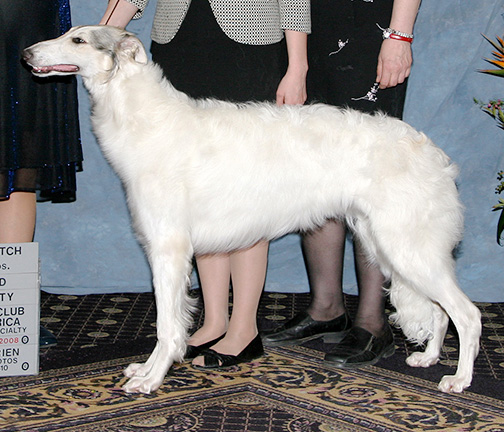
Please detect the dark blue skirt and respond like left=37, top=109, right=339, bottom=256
left=0, top=0, right=82, bottom=202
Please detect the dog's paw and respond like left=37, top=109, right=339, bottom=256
left=122, top=375, right=163, bottom=394
left=124, top=362, right=150, bottom=378
left=406, top=351, right=439, bottom=368
left=438, top=375, right=470, bottom=393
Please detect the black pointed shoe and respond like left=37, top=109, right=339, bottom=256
left=261, top=311, right=352, bottom=347
left=40, top=326, right=57, bottom=348
left=184, top=333, right=225, bottom=360
left=193, top=334, right=264, bottom=370
left=324, top=325, right=395, bottom=368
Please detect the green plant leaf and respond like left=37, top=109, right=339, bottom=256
left=478, top=35, right=504, bottom=244
left=484, top=57, right=504, bottom=67
left=482, top=34, right=504, bottom=53
left=479, top=68, right=504, bottom=77
left=497, top=208, right=504, bottom=246
left=479, top=35, right=504, bottom=76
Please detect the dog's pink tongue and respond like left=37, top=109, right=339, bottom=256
left=55, top=64, right=79, bottom=72
left=35, top=64, right=79, bottom=73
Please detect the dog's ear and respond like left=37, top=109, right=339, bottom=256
left=117, top=35, right=148, bottom=65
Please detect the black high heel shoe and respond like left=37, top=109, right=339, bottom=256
left=192, top=334, right=264, bottom=370
left=184, top=333, right=225, bottom=360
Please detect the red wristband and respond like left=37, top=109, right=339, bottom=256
left=388, top=33, right=414, bottom=43
left=382, top=28, right=414, bottom=44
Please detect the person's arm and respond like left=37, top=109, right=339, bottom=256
left=376, top=0, right=421, bottom=89
left=99, top=0, right=139, bottom=27
left=276, top=30, right=309, bottom=106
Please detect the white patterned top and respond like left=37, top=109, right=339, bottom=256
left=126, top=0, right=311, bottom=45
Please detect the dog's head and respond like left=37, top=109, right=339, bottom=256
left=22, top=25, right=148, bottom=81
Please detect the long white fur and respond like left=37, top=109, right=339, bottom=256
left=24, top=26, right=482, bottom=394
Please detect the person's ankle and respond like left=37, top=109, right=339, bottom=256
left=352, top=317, right=388, bottom=338
left=188, top=325, right=227, bottom=346
left=307, top=306, right=346, bottom=322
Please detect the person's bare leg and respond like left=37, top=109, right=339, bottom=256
left=0, top=191, right=36, bottom=242
left=192, top=241, right=268, bottom=365
left=0, top=191, right=57, bottom=347
left=190, top=253, right=231, bottom=347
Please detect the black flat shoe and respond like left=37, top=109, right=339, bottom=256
left=40, top=326, right=57, bottom=348
left=193, top=334, right=264, bottom=370
left=184, top=333, right=225, bottom=360
left=324, top=325, right=395, bottom=368
left=261, top=311, right=352, bottom=347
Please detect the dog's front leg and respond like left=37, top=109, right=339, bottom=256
left=122, top=234, right=195, bottom=394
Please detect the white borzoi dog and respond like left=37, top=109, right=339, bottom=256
left=23, top=26, right=481, bottom=394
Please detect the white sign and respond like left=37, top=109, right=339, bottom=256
left=0, top=243, right=39, bottom=377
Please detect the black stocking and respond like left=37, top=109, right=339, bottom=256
left=302, top=219, right=347, bottom=321
left=352, top=237, right=388, bottom=337
left=302, top=220, right=388, bottom=337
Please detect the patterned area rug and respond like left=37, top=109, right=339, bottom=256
left=36, top=291, right=504, bottom=383
left=1, top=291, right=504, bottom=431
left=2, top=345, right=504, bottom=432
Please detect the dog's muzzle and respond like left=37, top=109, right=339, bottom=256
left=22, top=48, right=79, bottom=75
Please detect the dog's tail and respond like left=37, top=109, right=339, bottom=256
left=387, top=277, right=435, bottom=345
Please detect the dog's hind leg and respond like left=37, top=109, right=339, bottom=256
left=122, top=233, right=195, bottom=394
left=429, top=276, right=481, bottom=393
left=389, top=268, right=481, bottom=393
left=365, top=183, right=481, bottom=393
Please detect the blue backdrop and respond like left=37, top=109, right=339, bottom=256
left=35, top=0, right=504, bottom=301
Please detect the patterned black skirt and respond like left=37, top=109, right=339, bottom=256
left=150, top=0, right=288, bottom=103
left=307, top=0, right=407, bottom=118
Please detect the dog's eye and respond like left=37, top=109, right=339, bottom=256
left=72, top=37, right=86, bottom=44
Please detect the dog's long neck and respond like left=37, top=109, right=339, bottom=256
left=84, top=61, right=192, bottom=124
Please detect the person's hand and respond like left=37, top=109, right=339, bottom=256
left=276, top=66, right=307, bottom=106
left=376, top=38, right=412, bottom=89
